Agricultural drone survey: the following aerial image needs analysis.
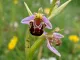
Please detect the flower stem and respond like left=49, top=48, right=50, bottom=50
left=49, top=0, right=57, bottom=16
left=25, top=29, right=31, bottom=60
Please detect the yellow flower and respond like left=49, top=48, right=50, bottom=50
left=69, top=35, right=79, bottom=43
left=44, top=8, right=50, bottom=15
left=8, top=36, right=18, bottom=50
left=13, top=0, right=18, bottom=4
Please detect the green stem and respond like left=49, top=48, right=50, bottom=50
left=48, top=0, right=57, bottom=16
left=24, top=2, right=33, bottom=60
left=25, top=29, right=31, bottom=60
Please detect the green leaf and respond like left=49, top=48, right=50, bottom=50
left=24, top=2, right=32, bottom=16
left=49, top=0, right=57, bottom=16
left=25, top=29, right=31, bottom=60
left=48, top=0, right=71, bottom=20
left=30, top=35, right=45, bottom=57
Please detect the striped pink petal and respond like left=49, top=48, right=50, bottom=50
left=53, top=32, right=64, bottom=39
left=47, top=39, right=61, bottom=57
left=21, top=15, right=35, bottom=25
left=42, top=16, right=52, bottom=29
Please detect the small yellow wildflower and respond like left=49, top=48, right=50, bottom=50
left=13, top=0, right=18, bottom=4
left=69, top=35, right=79, bottom=43
left=8, top=36, right=18, bottom=50
left=44, top=8, right=50, bottom=15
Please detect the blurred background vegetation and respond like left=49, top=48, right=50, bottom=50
left=0, top=0, right=80, bottom=60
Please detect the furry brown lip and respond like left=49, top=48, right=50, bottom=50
left=29, top=21, right=46, bottom=36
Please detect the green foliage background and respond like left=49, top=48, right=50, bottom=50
left=0, top=0, right=80, bottom=60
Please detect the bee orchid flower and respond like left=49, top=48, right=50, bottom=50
left=21, top=13, right=52, bottom=36
left=45, top=32, right=64, bottom=57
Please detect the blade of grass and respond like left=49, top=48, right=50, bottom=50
left=24, top=2, right=32, bottom=16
